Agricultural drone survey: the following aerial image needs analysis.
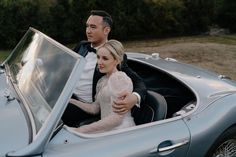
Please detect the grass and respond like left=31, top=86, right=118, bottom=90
left=1, top=34, right=236, bottom=80
left=123, top=34, right=236, bottom=48
left=123, top=34, right=236, bottom=80
left=0, top=50, right=11, bottom=63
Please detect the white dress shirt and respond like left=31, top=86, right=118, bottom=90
left=74, top=51, right=97, bottom=103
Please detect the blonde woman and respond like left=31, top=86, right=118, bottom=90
left=70, top=40, right=135, bottom=133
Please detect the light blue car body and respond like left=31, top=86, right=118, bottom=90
left=1, top=28, right=236, bottom=157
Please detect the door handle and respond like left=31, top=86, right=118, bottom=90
left=158, top=140, right=189, bottom=152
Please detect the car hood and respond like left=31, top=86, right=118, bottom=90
left=0, top=70, right=29, bottom=156
left=127, top=53, right=236, bottom=110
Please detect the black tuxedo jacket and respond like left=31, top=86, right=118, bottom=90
left=73, top=41, right=147, bottom=105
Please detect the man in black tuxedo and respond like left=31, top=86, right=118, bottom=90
left=62, top=10, right=146, bottom=127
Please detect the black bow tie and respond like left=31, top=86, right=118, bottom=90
left=87, top=45, right=96, bottom=53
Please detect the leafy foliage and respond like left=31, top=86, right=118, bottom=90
left=0, top=1, right=40, bottom=48
left=217, top=0, right=236, bottom=32
left=0, top=0, right=235, bottom=49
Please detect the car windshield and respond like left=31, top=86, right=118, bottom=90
left=5, top=28, right=78, bottom=133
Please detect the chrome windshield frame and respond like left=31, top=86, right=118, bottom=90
left=5, top=27, right=86, bottom=156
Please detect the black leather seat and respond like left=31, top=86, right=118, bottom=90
left=132, top=90, right=167, bottom=125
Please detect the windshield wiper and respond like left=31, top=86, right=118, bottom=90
left=0, top=63, right=5, bottom=74
left=0, top=64, right=5, bottom=74
left=4, top=88, right=15, bottom=101
left=0, top=63, right=5, bottom=69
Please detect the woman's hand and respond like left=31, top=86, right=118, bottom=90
left=69, top=98, right=79, bottom=105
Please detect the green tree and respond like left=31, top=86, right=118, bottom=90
left=182, top=0, right=215, bottom=34
left=0, top=1, right=44, bottom=48
left=48, top=0, right=74, bottom=44
left=217, top=0, right=236, bottom=32
left=69, top=0, right=96, bottom=43
left=0, top=0, right=220, bottom=49
left=145, top=0, right=186, bottom=37
left=91, top=0, right=154, bottom=39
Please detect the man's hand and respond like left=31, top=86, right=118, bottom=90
left=112, top=91, right=138, bottom=115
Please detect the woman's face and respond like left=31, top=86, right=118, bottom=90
left=97, top=47, right=119, bottom=76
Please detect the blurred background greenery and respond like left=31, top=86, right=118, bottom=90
left=0, top=0, right=235, bottom=49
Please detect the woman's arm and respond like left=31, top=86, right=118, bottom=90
left=69, top=99, right=100, bottom=115
left=75, top=112, right=124, bottom=133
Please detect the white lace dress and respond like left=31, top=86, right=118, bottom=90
left=76, top=71, right=135, bottom=133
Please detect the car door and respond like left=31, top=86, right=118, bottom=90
left=104, top=118, right=191, bottom=157
left=44, top=117, right=190, bottom=157
left=137, top=119, right=190, bottom=157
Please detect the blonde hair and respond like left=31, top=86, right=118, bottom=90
left=102, top=40, right=124, bottom=65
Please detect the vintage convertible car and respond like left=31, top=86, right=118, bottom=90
left=1, top=28, right=236, bottom=157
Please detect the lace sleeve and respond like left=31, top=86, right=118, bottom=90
left=95, top=76, right=106, bottom=100
left=108, top=71, right=133, bottom=100
left=70, top=99, right=100, bottom=115
left=76, top=112, right=124, bottom=133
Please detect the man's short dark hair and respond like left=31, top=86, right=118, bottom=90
left=90, top=10, right=113, bottom=28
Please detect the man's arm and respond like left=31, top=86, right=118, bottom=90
left=121, top=54, right=147, bottom=103
left=113, top=54, right=147, bottom=114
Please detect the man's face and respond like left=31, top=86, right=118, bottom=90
left=86, top=15, right=110, bottom=47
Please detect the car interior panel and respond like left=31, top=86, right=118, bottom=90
left=127, top=59, right=196, bottom=118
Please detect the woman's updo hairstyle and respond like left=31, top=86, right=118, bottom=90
left=102, top=40, right=125, bottom=66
